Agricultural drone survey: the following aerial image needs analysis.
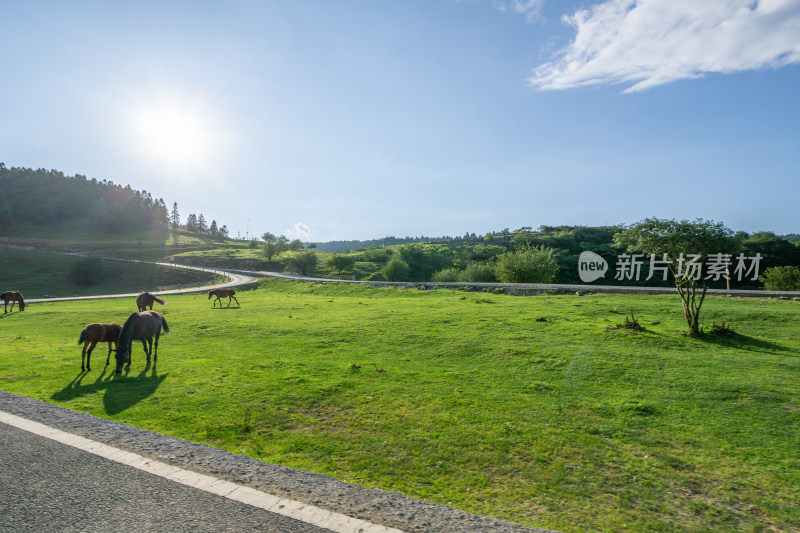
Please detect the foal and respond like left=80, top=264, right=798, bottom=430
left=78, top=322, right=122, bottom=371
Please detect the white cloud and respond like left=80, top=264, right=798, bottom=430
left=287, top=222, right=314, bottom=241
left=529, top=0, right=800, bottom=92
left=493, top=0, right=545, bottom=21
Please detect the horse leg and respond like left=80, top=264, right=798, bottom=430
left=144, top=338, right=153, bottom=365
left=232, top=295, right=240, bottom=306
left=153, top=328, right=163, bottom=364
left=105, top=341, right=114, bottom=366
left=81, top=341, right=90, bottom=371
left=227, top=296, right=232, bottom=307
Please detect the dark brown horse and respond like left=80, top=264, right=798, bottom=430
left=136, top=291, right=166, bottom=312
left=208, top=288, right=239, bottom=308
left=1, top=291, right=26, bottom=313
left=115, top=311, right=170, bottom=374
left=78, top=322, right=121, bottom=372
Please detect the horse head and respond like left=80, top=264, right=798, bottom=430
left=113, top=344, right=132, bottom=374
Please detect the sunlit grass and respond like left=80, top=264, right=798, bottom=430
left=1, top=279, right=798, bottom=532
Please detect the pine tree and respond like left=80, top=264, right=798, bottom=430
left=171, top=202, right=181, bottom=228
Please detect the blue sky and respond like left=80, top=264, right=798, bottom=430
left=2, top=0, right=799, bottom=242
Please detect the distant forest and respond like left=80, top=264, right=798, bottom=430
left=0, top=163, right=168, bottom=234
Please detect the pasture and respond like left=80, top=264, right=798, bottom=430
left=0, top=278, right=798, bottom=532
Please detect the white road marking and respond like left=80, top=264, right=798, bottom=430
left=0, top=410, right=404, bottom=533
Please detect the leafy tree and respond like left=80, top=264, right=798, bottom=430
left=327, top=254, right=356, bottom=274
left=209, top=220, right=219, bottom=235
left=494, top=245, right=559, bottom=284
left=288, top=251, right=319, bottom=275
left=614, top=218, right=736, bottom=336
left=381, top=256, right=410, bottom=281
left=262, top=232, right=289, bottom=262
left=760, top=266, right=800, bottom=291
left=289, top=239, right=304, bottom=251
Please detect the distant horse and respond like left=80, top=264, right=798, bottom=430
left=208, top=288, right=239, bottom=308
left=115, top=311, right=170, bottom=374
left=78, top=322, right=121, bottom=372
left=1, top=291, right=26, bottom=313
left=136, top=291, right=166, bottom=312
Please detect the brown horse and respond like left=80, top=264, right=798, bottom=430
left=115, top=311, right=170, bottom=374
left=1, top=291, right=26, bottom=313
left=78, top=322, right=122, bottom=372
left=136, top=291, right=166, bottom=312
left=208, top=288, right=239, bottom=308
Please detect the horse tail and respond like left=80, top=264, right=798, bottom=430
left=78, top=328, right=88, bottom=345
left=154, top=295, right=166, bottom=306
left=0, top=292, right=7, bottom=299
left=161, top=315, right=170, bottom=334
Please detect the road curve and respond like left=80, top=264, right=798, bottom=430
left=26, top=261, right=260, bottom=304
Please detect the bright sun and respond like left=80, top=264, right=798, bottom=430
left=130, top=97, right=221, bottom=173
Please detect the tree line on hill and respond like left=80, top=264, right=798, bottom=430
left=0, top=164, right=168, bottom=233
left=0, top=164, right=229, bottom=238
left=313, top=224, right=800, bottom=291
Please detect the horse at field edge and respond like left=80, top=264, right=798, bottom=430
left=115, top=311, right=170, bottom=374
left=136, top=291, right=166, bottom=312
left=78, top=322, right=122, bottom=372
left=208, top=288, right=239, bottom=308
left=2, top=291, right=26, bottom=313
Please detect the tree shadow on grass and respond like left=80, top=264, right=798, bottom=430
left=699, top=331, right=792, bottom=355
left=52, top=364, right=167, bottom=415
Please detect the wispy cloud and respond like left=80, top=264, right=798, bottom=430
left=529, top=0, right=800, bottom=92
left=287, top=222, right=314, bottom=241
left=493, top=0, right=545, bottom=22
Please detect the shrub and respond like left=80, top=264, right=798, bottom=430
left=327, top=254, right=356, bottom=274
left=494, top=245, right=559, bottom=283
left=760, top=266, right=800, bottom=291
left=287, top=251, right=319, bottom=276
left=66, top=257, right=105, bottom=286
left=431, top=268, right=460, bottom=282
left=381, top=257, right=410, bottom=281
left=460, top=262, right=496, bottom=282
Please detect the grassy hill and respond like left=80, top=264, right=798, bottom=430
left=1, top=278, right=798, bottom=532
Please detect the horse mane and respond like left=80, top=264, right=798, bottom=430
left=118, top=312, right=139, bottom=349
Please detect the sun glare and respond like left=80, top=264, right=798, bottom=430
left=129, top=96, right=222, bottom=173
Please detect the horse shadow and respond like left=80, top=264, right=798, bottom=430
left=52, top=365, right=167, bottom=415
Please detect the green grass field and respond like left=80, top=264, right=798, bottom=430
left=1, top=278, right=798, bottom=532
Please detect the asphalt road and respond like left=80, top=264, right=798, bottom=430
left=0, top=422, right=327, bottom=533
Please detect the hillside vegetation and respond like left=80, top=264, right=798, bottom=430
left=1, top=279, right=798, bottom=532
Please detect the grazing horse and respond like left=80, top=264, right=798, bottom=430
left=115, top=311, right=170, bottom=374
left=136, top=291, right=166, bottom=312
left=208, top=288, right=239, bottom=308
left=1, top=291, right=26, bottom=313
left=78, top=322, right=121, bottom=372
